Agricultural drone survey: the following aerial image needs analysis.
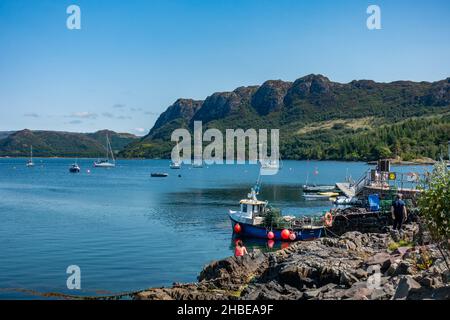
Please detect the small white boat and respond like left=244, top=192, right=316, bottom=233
left=69, top=163, right=81, bottom=173
left=170, top=143, right=182, bottom=169
left=94, top=135, right=116, bottom=168
left=26, top=146, right=35, bottom=167
left=302, top=193, right=331, bottom=200
left=170, top=161, right=181, bottom=169
left=192, top=160, right=203, bottom=168
left=302, top=185, right=336, bottom=192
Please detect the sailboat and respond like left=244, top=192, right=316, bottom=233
left=170, top=143, right=181, bottom=169
left=26, top=145, right=35, bottom=167
left=94, top=135, right=116, bottom=168
left=258, top=143, right=282, bottom=172
left=302, top=168, right=335, bottom=192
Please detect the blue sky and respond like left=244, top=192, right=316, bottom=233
left=0, top=0, right=449, bottom=135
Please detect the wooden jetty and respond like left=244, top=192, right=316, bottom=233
left=336, top=160, right=424, bottom=201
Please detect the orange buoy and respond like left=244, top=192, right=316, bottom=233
left=234, top=223, right=242, bottom=233
left=267, top=231, right=275, bottom=240
left=281, top=229, right=290, bottom=240
left=289, top=232, right=296, bottom=241
left=324, top=212, right=333, bottom=227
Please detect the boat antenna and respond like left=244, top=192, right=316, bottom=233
left=254, top=170, right=262, bottom=194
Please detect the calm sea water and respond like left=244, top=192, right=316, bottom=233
left=0, top=158, right=429, bottom=299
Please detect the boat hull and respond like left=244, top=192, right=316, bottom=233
left=229, top=214, right=323, bottom=241
left=94, top=162, right=115, bottom=168
left=302, top=185, right=336, bottom=192
left=151, top=173, right=168, bottom=177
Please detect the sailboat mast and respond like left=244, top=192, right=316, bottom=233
left=105, top=136, right=109, bottom=160
left=30, top=145, right=33, bottom=161
left=107, top=135, right=115, bottom=162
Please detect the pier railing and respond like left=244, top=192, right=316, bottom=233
left=350, top=169, right=426, bottom=197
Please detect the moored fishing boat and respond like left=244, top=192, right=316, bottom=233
left=229, top=188, right=328, bottom=241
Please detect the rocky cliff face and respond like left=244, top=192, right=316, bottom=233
left=121, top=74, right=450, bottom=160
left=284, top=74, right=336, bottom=105
left=151, top=99, right=203, bottom=133
left=148, top=74, right=450, bottom=133
left=192, top=86, right=259, bottom=123
left=421, top=78, right=450, bottom=106
left=251, top=80, right=291, bottom=115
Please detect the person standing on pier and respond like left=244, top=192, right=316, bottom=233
left=391, top=194, right=407, bottom=230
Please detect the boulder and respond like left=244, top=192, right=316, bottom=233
left=393, top=276, right=421, bottom=300
left=365, top=252, right=392, bottom=271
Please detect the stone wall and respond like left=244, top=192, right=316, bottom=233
left=329, top=207, right=417, bottom=236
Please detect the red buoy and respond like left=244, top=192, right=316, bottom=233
left=267, top=231, right=275, bottom=240
left=234, top=223, right=242, bottom=233
left=281, top=229, right=290, bottom=240
left=289, top=232, right=296, bottom=241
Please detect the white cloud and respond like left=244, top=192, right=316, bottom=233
left=117, top=115, right=132, bottom=120
left=68, top=120, right=83, bottom=124
left=24, top=113, right=40, bottom=118
left=102, top=112, right=115, bottom=118
left=69, top=112, right=98, bottom=119
left=133, top=128, right=146, bottom=134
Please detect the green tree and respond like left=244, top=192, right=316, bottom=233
left=417, top=161, right=450, bottom=269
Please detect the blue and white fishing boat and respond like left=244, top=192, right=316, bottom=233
left=229, top=188, right=326, bottom=242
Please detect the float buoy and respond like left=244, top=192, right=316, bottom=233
left=267, top=231, right=275, bottom=240
left=289, top=232, right=296, bottom=241
left=281, top=229, right=290, bottom=240
left=324, top=212, right=333, bottom=227
left=234, top=223, right=242, bottom=233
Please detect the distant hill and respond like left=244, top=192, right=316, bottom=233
left=0, top=129, right=138, bottom=157
left=0, top=131, right=15, bottom=140
left=120, top=74, right=450, bottom=161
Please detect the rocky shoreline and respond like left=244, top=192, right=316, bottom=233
left=133, top=224, right=449, bottom=300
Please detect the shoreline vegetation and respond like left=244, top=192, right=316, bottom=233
left=0, top=156, right=440, bottom=166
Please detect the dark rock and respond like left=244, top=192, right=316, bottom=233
left=393, top=276, right=421, bottom=300
left=193, top=86, right=259, bottom=123
left=407, top=286, right=450, bottom=300
left=394, top=261, right=414, bottom=276
left=151, top=98, right=203, bottom=132
left=284, top=74, right=334, bottom=105
left=251, top=80, right=291, bottom=115
left=365, top=252, right=392, bottom=271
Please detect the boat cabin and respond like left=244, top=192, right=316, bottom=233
left=236, top=198, right=268, bottom=225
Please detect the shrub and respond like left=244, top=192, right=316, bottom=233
left=417, top=161, right=450, bottom=269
